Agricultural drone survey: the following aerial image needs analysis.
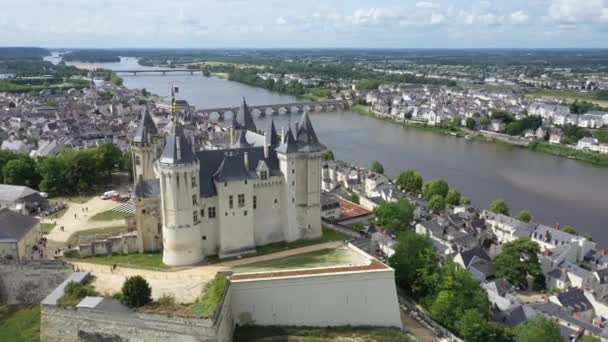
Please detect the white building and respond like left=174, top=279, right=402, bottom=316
left=132, top=99, right=326, bottom=266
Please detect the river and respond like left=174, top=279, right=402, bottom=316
left=53, top=56, right=608, bottom=246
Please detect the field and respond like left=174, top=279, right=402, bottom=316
left=525, top=89, right=608, bottom=108
left=0, top=305, right=40, bottom=342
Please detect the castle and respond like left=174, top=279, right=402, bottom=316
left=131, top=96, right=326, bottom=266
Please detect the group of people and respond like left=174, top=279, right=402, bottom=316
left=31, top=236, right=49, bottom=260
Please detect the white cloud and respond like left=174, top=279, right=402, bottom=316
left=276, top=17, right=287, bottom=25
left=548, top=0, right=608, bottom=23
left=509, top=11, right=529, bottom=25
left=416, top=2, right=440, bottom=10
left=430, top=13, right=445, bottom=25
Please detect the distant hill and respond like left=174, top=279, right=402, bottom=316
left=0, top=47, right=50, bottom=59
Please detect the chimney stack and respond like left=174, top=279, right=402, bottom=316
left=281, top=127, right=285, bottom=144
left=244, top=152, right=249, bottom=170
left=263, top=132, right=269, bottom=158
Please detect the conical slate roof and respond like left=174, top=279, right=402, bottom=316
left=269, top=120, right=280, bottom=146
left=295, top=111, right=326, bottom=152
left=159, top=123, right=196, bottom=165
left=232, top=97, right=257, bottom=132
left=132, top=109, right=158, bottom=144
left=275, top=125, right=298, bottom=154
left=233, top=131, right=252, bottom=148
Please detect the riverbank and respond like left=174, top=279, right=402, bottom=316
left=352, top=105, right=608, bottom=167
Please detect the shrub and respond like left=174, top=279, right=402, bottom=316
left=58, top=281, right=97, bottom=306
left=121, top=276, right=152, bottom=308
left=192, top=274, right=228, bottom=318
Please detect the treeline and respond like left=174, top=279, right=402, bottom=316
left=0, top=79, right=90, bottom=94
left=0, top=47, right=49, bottom=59
left=0, top=59, right=85, bottom=78
left=228, top=69, right=307, bottom=96
left=0, top=144, right=131, bottom=195
left=63, top=50, right=120, bottom=63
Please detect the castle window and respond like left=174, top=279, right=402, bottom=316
left=244, top=180, right=247, bottom=185
left=208, top=207, right=216, bottom=218
left=238, top=194, right=245, bottom=208
left=292, top=181, right=295, bottom=186
left=274, top=198, right=278, bottom=204
left=253, top=196, right=257, bottom=209
left=193, top=210, right=198, bottom=223
left=224, top=182, right=228, bottom=187
left=192, top=195, right=198, bottom=206
left=191, top=175, right=197, bottom=187
left=244, top=210, right=248, bottom=216
left=292, top=169, right=295, bottom=174
left=135, top=156, right=141, bottom=165
left=200, top=209, right=204, bottom=217
left=202, top=236, right=207, bottom=240
left=260, top=171, right=268, bottom=180
left=292, top=198, right=295, bottom=203
left=229, top=195, right=234, bottom=209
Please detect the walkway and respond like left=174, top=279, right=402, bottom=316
left=44, top=197, right=124, bottom=244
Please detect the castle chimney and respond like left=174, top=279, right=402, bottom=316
left=244, top=152, right=249, bottom=170
left=281, top=127, right=285, bottom=144
left=263, top=132, right=269, bottom=158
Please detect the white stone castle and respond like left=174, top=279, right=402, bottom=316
left=131, top=96, right=326, bottom=266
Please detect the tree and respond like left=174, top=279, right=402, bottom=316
left=3, top=157, right=40, bottom=188
left=494, top=238, right=543, bottom=290
left=465, top=118, right=477, bottom=130
left=373, top=199, right=414, bottom=232
left=371, top=161, right=384, bottom=175
left=445, top=189, right=461, bottom=206
left=395, top=170, right=423, bottom=193
left=561, top=225, right=577, bottom=235
left=321, top=150, right=335, bottom=161
left=456, top=309, right=513, bottom=342
left=514, top=316, right=561, bottom=342
left=489, top=198, right=510, bottom=215
left=460, top=196, right=471, bottom=205
left=389, top=231, right=437, bottom=297
left=121, top=275, right=152, bottom=308
left=516, top=209, right=532, bottom=223
left=96, top=143, right=123, bottom=177
left=422, top=179, right=449, bottom=200
left=428, top=195, right=446, bottom=212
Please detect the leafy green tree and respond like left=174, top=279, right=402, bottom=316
left=422, top=179, right=449, bottom=200
left=456, top=309, right=513, bottom=342
left=96, top=143, right=123, bottom=176
left=465, top=118, right=477, bottom=130
left=349, top=193, right=360, bottom=204
left=561, top=225, right=577, bottom=235
left=373, top=199, right=414, bottom=232
left=460, top=196, right=471, bottom=205
left=489, top=198, right=510, bottom=215
left=445, top=189, right=461, bottom=206
left=494, top=238, right=543, bottom=290
left=428, top=195, right=446, bottom=212
left=3, top=157, right=40, bottom=188
left=388, top=231, right=437, bottom=297
left=480, top=117, right=491, bottom=129
left=121, top=275, right=152, bottom=308
left=321, top=150, right=335, bottom=161
left=39, top=157, right=69, bottom=195
left=514, top=316, right=561, bottom=342
left=395, top=170, right=423, bottom=193
left=516, top=209, right=532, bottom=223
left=371, top=161, right=384, bottom=174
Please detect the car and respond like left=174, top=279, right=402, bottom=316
left=101, top=190, right=119, bottom=200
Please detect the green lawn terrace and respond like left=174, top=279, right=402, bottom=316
left=232, top=246, right=370, bottom=274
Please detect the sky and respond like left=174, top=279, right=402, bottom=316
left=1, top=0, right=608, bottom=48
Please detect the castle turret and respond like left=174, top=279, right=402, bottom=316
left=131, top=109, right=160, bottom=183
left=230, top=97, right=257, bottom=145
left=276, top=112, right=325, bottom=242
left=157, top=123, right=203, bottom=266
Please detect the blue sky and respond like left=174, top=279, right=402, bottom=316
left=2, top=0, right=608, bottom=48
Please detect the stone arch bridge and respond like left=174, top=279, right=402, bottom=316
left=197, top=100, right=351, bottom=121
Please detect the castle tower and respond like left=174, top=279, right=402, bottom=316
left=157, top=122, right=203, bottom=266
left=276, top=112, right=326, bottom=242
left=131, top=109, right=160, bottom=183
left=230, top=97, right=257, bottom=145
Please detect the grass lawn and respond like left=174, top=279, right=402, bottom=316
left=234, top=325, right=412, bottom=342
left=66, top=225, right=129, bottom=246
left=525, top=89, right=608, bottom=108
left=40, top=222, right=56, bottom=234
left=74, top=252, right=169, bottom=271
left=90, top=210, right=131, bottom=221
left=0, top=305, right=41, bottom=342
left=234, top=247, right=366, bottom=273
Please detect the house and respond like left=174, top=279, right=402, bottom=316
left=549, top=288, right=595, bottom=322
left=320, top=193, right=341, bottom=221
left=1, top=138, right=31, bottom=154
left=549, top=131, right=563, bottom=144
left=482, top=211, right=535, bottom=243
left=490, top=120, right=507, bottom=132
left=0, top=208, right=41, bottom=260
left=531, top=224, right=595, bottom=263
left=483, top=279, right=518, bottom=311
left=578, top=137, right=600, bottom=150
left=416, top=217, right=478, bottom=256
left=0, top=184, right=48, bottom=214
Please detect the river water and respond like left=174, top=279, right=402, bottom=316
left=57, top=56, right=608, bottom=246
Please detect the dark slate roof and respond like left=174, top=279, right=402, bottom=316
left=135, top=179, right=161, bottom=198
left=269, top=120, right=280, bottom=146
left=494, top=304, right=530, bottom=327
left=232, top=98, right=257, bottom=132
left=275, top=125, right=298, bottom=154
left=77, top=296, right=132, bottom=314
left=132, top=109, right=158, bottom=144
left=197, top=146, right=280, bottom=197
left=159, top=123, right=196, bottom=165
left=233, top=130, right=252, bottom=148
left=295, top=111, right=326, bottom=152
left=556, top=288, right=593, bottom=313
left=0, top=208, right=39, bottom=241
left=460, top=246, right=491, bottom=268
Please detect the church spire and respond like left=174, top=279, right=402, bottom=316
left=233, top=97, right=257, bottom=132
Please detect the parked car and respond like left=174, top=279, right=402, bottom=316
left=101, top=190, right=119, bottom=200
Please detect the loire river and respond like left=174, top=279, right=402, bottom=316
left=59, top=56, right=608, bottom=246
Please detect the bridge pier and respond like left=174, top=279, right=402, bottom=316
left=218, top=112, right=225, bottom=121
